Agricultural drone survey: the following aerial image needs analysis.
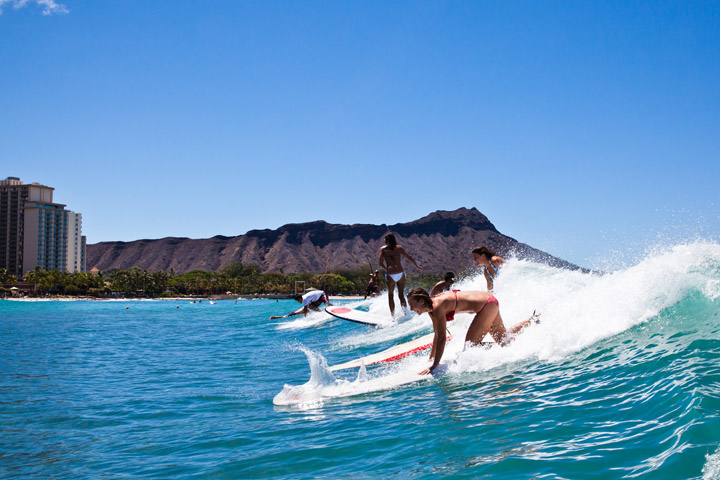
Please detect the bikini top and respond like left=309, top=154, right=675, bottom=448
left=486, top=259, right=499, bottom=280
left=445, top=289, right=461, bottom=322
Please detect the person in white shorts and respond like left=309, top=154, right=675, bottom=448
left=269, top=290, right=331, bottom=319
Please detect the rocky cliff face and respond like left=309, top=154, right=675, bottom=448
left=86, top=207, right=579, bottom=274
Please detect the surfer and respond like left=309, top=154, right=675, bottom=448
left=269, top=289, right=331, bottom=319
left=471, top=246, right=504, bottom=291
left=364, top=271, right=381, bottom=299
left=378, top=233, right=422, bottom=316
left=407, top=287, right=537, bottom=375
left=429, top=271, right=456, bottom=297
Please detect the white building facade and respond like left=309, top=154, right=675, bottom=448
left=66, top=211, right=86, bottom=273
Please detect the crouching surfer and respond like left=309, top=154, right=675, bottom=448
left=269, top=290, right=332, bottom=319
left=407, top=288, right=539, bottom=375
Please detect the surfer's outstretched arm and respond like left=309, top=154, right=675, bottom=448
left=269, top=306, right=308, bottom=319
left=399, top=246, right=422, bottom=271
left=420, top=312, right=446, bottom=375
left=407, top=287, right=449, bottom=374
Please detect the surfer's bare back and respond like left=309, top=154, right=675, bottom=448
left=379, top=233, right=421, bottom=316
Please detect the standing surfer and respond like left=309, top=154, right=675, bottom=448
left=471, top=246, right=504, bottom=291
left=378, top=233, right=422, bottom=316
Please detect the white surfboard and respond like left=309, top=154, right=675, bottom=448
left=329, top=330, right=497, bottom=372
left=325, top=306, right=392, bottom=326
left=329, top=332, right=437, bottom=371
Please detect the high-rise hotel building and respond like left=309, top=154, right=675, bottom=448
left=0, top=177, right=86, bottom=276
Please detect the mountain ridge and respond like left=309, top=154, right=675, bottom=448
left=86, top=207, right=579, bottom=274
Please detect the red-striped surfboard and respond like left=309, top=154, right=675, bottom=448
left=330, top=332, right=448, bottom=371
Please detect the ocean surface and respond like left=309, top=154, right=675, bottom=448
left=2, top=241, right=720, bottom=479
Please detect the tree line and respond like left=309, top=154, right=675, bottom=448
left=0, top=263, right=443, bottom=298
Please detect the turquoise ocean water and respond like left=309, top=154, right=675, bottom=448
left=2, top=241, right=720, bottom=479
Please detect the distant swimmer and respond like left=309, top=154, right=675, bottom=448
left=407, top=287, right=537, bottom=375
left=378, top=233, right=422, bottom=316
left=429, top=271, right=456, bottom=297
left=364, top=270, right=381, bottom=299
left=269, top=290, right=332, bottom=319
left=471, top=246, right=504, bottom=291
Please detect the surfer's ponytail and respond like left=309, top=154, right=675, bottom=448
left=408, top=287, right=433, bottom=310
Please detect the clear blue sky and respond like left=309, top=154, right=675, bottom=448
left=1, top=0, right=718, bottom=269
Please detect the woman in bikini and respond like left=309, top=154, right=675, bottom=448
left=379, top=233, right=422, bottom=316
left=471, top=246, right=504, bottom=291
left=407, top=287, right=535, bottom=375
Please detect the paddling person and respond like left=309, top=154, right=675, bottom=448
left=378, top=233, right=422, bottom=316
left=269, top=289, right=331, bottom=319
left=471, top=246, right=504, bottom=291
left=364, top=270, right=381, bottom=299
left=430, top=271, right=456, bottom=297
left=407, top=287, right=537, bottom=375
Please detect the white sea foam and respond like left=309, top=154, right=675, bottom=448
left=274, top=310, right=334, bottom=330
left=703, top=446, right=720, bottom=479
left=450, top=241, right=720, bottom=372
left=336, top=310, right=427, bottom=349
left=272, top=346, right=428, bottom=407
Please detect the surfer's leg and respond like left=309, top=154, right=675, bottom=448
left=386, top=276, right=396, bottom=316
left=507, top=317, right=534, bottom=335
left=500, top=312, right=539, bottom=342
left=397, top=272, right=407, bottom=309
left=488, top=311, right=512, bottom=344
left=322, top=293, right=332, bottom=306
left=465, top=302, right=502, bottom=345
